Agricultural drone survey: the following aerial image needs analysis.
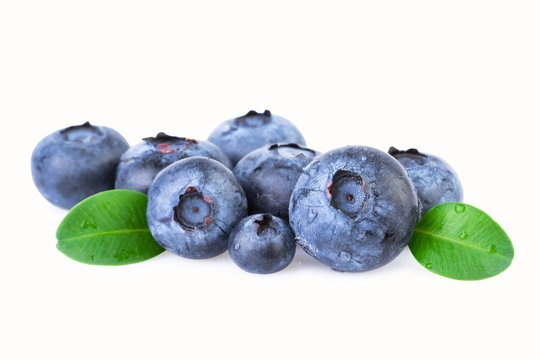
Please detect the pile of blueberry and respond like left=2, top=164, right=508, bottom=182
left=31, top=110, right=463, bottom=274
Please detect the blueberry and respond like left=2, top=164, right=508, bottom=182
left=389, top=147, right=463, bottom=214
left=115, top=133, right=231, bottom=194
left=31, top=122, right=129, bottom=209
left=289, top=146, right=421, bottom=272
left=207, top=110, right=306, bottom=165
left=228, top=213, right=296, bottom=274
left=233, top=143, right=319, bottom=220
left=146, top=156, right=247, bottom=259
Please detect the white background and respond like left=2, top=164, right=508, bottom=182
left=1, top=1, right=539, bottom=359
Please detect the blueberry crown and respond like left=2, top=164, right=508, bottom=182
left=254, top=214, right=276, bottom=236
left=388, top=146, right=426, bottom=158
left=143, top=132, right=199, bottom=146
left=234, top=110, right=272, bottom=126
left=268, top=143, right=317, bottom=155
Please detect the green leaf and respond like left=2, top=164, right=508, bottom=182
left=409, top=202, right=514, bottom=280
left=56, top=190, right=164, bottom=265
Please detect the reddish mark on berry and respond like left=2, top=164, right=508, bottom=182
left=183, top=138, right=199, bottom=150
left=156, top=143, right=177, bottom=153
left=326, top=181, right=333, bottom=199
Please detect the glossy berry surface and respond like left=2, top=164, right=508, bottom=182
left=228, top=214, right=296, bottom=274
left=207, top=110, right=306, bottom=165
left=233, top=143, right=319, bottom=219
left=31, top=122, right=129, bottom=209
left=115, top=133, right=231, bottom=194
left=289, top=146, right=421, bottom=272
left=146, top=157, right=247, bottom=259
left=389, top=147, right=463, bottom=214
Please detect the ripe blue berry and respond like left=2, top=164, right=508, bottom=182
left=289, top=146, right=421, bottom=272
left=31, top=122, right=129, bottom=209
left=228, top=214, right=296, bottom=274
left=146, top=157, right=247, bottom=259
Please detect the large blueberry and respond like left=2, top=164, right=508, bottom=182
left=115, top=133, right=231, bottom=194
left=233, top=143, right=319, bottom=220
left=289, top=146, right=421, bottom=272
left=147, top=157, right=247, bottom=259
left=389, top=147, right=463, bottom=214
left=228, top=214, right=296, bottom=274
left=31, top=122, right=129, bottom=209
left=207, top=110, right=306, bottom=165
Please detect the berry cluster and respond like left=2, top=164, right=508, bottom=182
left=31, top=110, right=463, bottom=274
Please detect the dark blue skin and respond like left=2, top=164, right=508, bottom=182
left=115, top=133, right=231, bottom=194
left=233, top=143, right=319, bottom=220
left=207, top=110, right=306, bottom=165
left=228, top=213, right=296, bottom=274
left=289, top=146, right=421, bottom=272
left=389, top=147, right=463, bottom=214
left=146, top=157, right=247, bottom=259
left=31, top=122, right=129, bottom=209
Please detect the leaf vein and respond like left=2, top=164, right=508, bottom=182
left=413, top=228, right=510, bottom=259
left=58, top=229, right=150, bottom=242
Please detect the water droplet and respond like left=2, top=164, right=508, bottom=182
left=426, top=263, right=433, bottom=269
left=488, top=244, right=496, bottom=254
left=361, top=156, right=367, bottom=161
left=307, top=208, right=318, bottom=224
left=481, top=266, right=485, bottom=272
left=80, top=220, right=96, bottom=229
left=454, top=204, right=466, bottom=213
left=234, top=243, right=240, bottom=250
left=458, top=231, right=468, bottom=240
left=90, top=255, right=95, bottom=262
left=339, top=250, right=351, bottom=262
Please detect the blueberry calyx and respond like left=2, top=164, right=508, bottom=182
left=234, top=110, right=272, bottom=127
left=268, top=143, right=317, bottom=156
left=253, top=213, right=276, bottom=236
left=60, top=121, right=92, bottom=134
left=244, top=110, right=271, bottom=117
left=267, top=143, right=318, bottom=160
left=173, top=186, right=215, bottom=231
left=388, top=147, right=427, bottom=165
left=143, top=133, right=199, bottom=152
left=143, top=132, right=182, bottom=143
left=327, top=170, right=367, bottom=219
left=388, top=147, right=426, bottom=157
left=60, top=121, right=103, bottom=142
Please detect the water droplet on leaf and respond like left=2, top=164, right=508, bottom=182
left=488, top=244, right=496, bottom=254
left=426, top=263, right=433, bottom=269
left=459, top=231, right=468, bottom=240
left=80, top=220, right=97, bottom=229
left=455, top=204, right=466, bottom=213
